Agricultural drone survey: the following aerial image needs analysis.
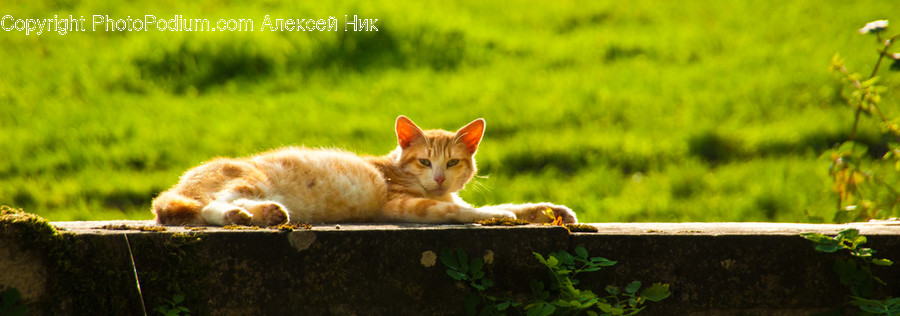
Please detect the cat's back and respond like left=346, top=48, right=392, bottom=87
left=250, top=147, right=388, bottom=222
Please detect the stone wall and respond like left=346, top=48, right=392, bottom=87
left=2, top=218, right=900, bottom=315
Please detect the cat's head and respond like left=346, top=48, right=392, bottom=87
left=394, top=116, right=484, bottom=197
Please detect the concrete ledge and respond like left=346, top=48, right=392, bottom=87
left=3, top=220, right=900, bottom=315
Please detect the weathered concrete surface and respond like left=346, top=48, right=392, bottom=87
left=3, top=220, right=900, bottom=315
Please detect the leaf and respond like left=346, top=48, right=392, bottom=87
left=801, top=232, right=831, bottom=243
left=598, top=302, right=613, bottom=312
left=872, top=258, right=894, bottom=266
left=838, top=142, right=869, bottom=159
left=495, top=301, right=511, bottom=311
left=842, top=229, right=866, bottom=247
left=625, top=281, right=642, bottom=294
left=642, top=283, right=672, bottom=302
left=547, top=256, right=559, bottom=268
left=869, top=93, right=882, bottom=104
left=441, top=248, right=460, bottom=269
left=470, top=258, right=484, bottom=277
left=605, top=285, right=620, bottom=295
left=627, top=296, right=640, bottom=308
left=540, top=304, right=556, bottom=316
left=833, top=259, right=874, bottom=297
left=581, top=289, right=598, bottom=299
left=527, top=303, right=556, bottom=316
left=531, top=280, right=550, bottom=300
left=859, top=305, right=885, bottom=313
left=172, top=294, right=185, bottom=304
left=860, top=76, right=881, bottom=88
left=531, top=280, right=544, bottom=294
left=591, top=257, right=617, bottom=267
left=581, top=296, right=600, bottom=307
left=458, top=248, right=469, bottom=273
left=815, top=243, right=841, bottom=253
left=534, top=252, right=548, bottom=266
left=560, top=278, right=579, bottom=295
left=482, top=278, right=494, bottom=289
left=552, top=215, right=564, bottom=226
left=553, top=299, right=573, bottom=308
left=568, top=299, right=583, bottom=309
left=575, top=245, right=589, bottom=259
left=852, top=247, right=874, bottom=257
left=2, top=288, right=22, bottom=308
left=542, top=208, right=556, bottom=221
left=553, top=251, right=575, bottom=267
left=850, top=296, right=885, bottom=307
left=832, top=258, right=858, bottom=279
left=447, top=269, right=467, bottom=281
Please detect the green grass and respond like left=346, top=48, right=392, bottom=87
left=1, top=0, right=899, bottom=222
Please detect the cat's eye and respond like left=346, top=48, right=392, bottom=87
left=446, top=159, right=460, bottom=167
left=418, top=159, right=432, bottom=167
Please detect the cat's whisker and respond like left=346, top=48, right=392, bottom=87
left=466, top=175, right=493, bottom=197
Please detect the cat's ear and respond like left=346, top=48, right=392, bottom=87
left=456, top=118, right=485, bottom=154
left=396, top=115, right=425, bottom=149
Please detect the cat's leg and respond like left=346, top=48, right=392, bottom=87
left=199, top=181, right=289, bottom=226
left=494, top=203, right=577, bottom=224
left=383, top=197, right=516, bottom=223
left=450, top=195, right=576, bottom=223
left=232, top=198, right=290, bottom=226
left=201, top=201, right=252, bottom=226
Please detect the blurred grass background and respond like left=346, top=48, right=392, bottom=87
left=1, top=1, right=898, bottom=222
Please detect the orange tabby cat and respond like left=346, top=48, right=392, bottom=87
left=152, top=116, right=577, bottom=226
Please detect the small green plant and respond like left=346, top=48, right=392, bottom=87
left=153, top=293, right=190, bottom=316
left=825, top=20, right=900, bottom=222
left=531, top=246, right=670, bottom=316
left=802, top=228, right=897, bottom=315
left=851, top=297, right=900, bottom=316
left=0, top=288, right=27, bottom=316
left=441, top=248, right=517, bottom=314
left=440, top=246, right=671, bottom=315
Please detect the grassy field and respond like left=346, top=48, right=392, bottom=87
left=1, top=1, right=899, bottom=222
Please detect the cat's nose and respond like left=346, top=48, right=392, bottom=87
left=434, top=176, right=445, bottom=186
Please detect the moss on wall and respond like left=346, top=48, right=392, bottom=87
left=1, top=206, right=212, bottom=314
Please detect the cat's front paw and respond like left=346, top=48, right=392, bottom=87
left=516, top=203, right=578, bottom=224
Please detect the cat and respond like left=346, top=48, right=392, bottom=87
left=151, top=116, right=577, bottom=226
